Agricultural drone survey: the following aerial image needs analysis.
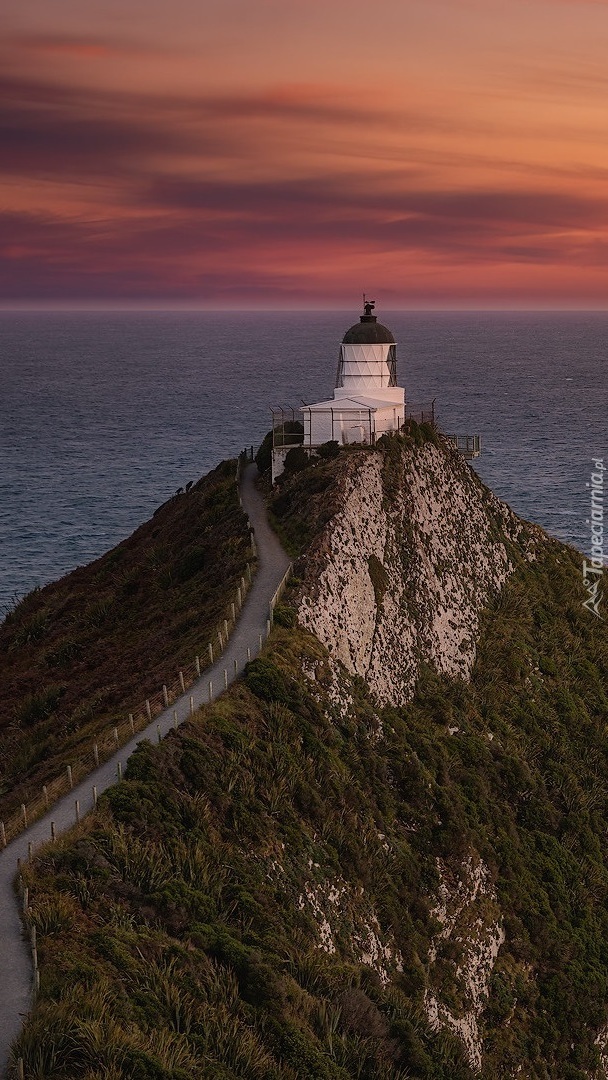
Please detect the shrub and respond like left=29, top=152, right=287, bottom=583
left=254, top=432, right=273, bottom=474
left=368, top=555, right=389, bottom=607
left=46, top=638, right=84, bottom=667
left=15, top=685, right=64, bottom=727
left=255, top=422, right=304, bottom=474
left=244, top=658, right=292, bottom=704
left=11, top=610, right=49, bottom=648
left=283, top=446, right=311, bottom=474
left=273, top=604, right=297, bottom=629
left=175, top=547, right=209, bottom=583
left=317, top=440, right=340, bottom=460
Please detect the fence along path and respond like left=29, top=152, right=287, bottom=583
left=0, top=460, right=292, bottom=1078
left=2, top=455, right=257, bottom=852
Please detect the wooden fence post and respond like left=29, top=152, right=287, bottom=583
left=113, top=727, right=119, bottom=747
left=66, top=765, right=73, bottom=789
left=179, top=671, right=185, bottom=693
left=17, top=1057, right=24, bottom=1080
left=0, top=821, right=6, bottom=848
left=163, top=685, right=169, bottom=707
left=231, top=602, right=236, bottom=622
left=117, top=762, right=122, bottom=781
left=190, top=695, right=194, bottom=716
left=93, top=744, right=99, bottom=767
left=224, top=669, right=228, bottom=690
left=93, top=785, right=98, bottom=808
left=208, top=680, right=213, bottom=702
left=247, top=647, right=251, bottom=662
left=129, top=713, right=135, bottom=734
left=51, top=821, right=56, bottom=842
left=145, top=699, right=152, bottom=720
left=195, top=656, right=201, bottom=677
left=208, top=642, right=214, bottom=664
left=21, top=804, right=27, bottom=828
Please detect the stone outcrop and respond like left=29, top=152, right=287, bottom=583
left=425, top=855, right=505, bottom=1071
left=294, top=440, right=545, bottom=706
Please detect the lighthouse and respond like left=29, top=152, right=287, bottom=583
left=301, top=299, right=405, bottom=448
left=270, top=299, right=478, bottom=481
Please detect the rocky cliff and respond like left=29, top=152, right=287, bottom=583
left=289, top=437, right=544, bottom=705
left=11, top=433, right=608, bottom=1080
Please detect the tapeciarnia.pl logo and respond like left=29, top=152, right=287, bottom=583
left=582, top=457, right=605, bottom=619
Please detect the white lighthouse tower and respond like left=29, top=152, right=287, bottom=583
left=270, top=300, right=478, bottom=480
left=301, top=299, right=405, bottom=449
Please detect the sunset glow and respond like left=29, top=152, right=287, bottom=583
left=3, top=0, right=608, bottom=307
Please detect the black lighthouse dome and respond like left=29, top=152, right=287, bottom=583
left=342, top=299, right=395, bottom=345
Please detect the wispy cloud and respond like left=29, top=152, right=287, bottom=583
left=0, top=76, right=185, bottom=179
left=2, top=29, right=608, bottom=305
left=12, top=33, right=150, bottom=58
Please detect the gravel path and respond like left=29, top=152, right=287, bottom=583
left=0, top=462, right=291, bottom=1076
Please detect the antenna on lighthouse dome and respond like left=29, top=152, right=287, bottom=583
left=362, top=294, right=376, bottom=321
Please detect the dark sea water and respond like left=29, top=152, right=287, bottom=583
left=0, top=311, right=606, bottom=612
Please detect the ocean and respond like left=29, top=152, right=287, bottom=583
left=0, top=310, right=606, bottom=613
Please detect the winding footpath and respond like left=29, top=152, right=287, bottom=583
left=0, top=463, right=291, bottom=1077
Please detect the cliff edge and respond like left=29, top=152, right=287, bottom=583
left=275, top=432, right=546, bottom=705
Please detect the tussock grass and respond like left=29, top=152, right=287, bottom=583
left=0, top=459, right=251, bottom=819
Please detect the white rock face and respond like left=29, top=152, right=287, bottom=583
left=593, top=1026, right=608, bottom=1079
left=425, top=855, right=505, bottom=1072
left=298, top=454, right=388, bottom=681
left=295, top=442, right=545, bottom=706
left=297, top=875, right=403, bottom=984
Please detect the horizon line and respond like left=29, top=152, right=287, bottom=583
left=2, top=304, right=608, bottom=315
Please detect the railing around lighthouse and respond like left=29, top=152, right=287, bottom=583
left=405, top=399, right=436, bottom=426
left=445, top=434, right=482, bottom=459
left=270, top=407, right=305, bottom=449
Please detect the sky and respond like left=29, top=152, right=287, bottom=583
left=3, top=0, right=608, bottom=308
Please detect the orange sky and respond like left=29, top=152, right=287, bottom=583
left=2, top=0, right=608, bottom=306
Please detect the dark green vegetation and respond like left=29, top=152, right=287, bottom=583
left=0, top=460, right=251, bottom=820
left=255, top=423, right=304, bottom=475
left=267, top=451, right=347, bottom=558
left=15, top=531, right=608, bottom=1078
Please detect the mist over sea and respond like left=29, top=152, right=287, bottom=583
left=0, top=310, right=606, bottom=612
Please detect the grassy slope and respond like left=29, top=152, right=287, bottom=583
left=13, top=456, right=608, bottom=1079
left=0, top=459, right=251, bottom=820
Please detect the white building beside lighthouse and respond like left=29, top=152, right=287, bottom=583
left=301, top=300, right=405, bottom=448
